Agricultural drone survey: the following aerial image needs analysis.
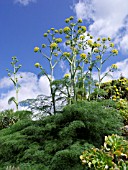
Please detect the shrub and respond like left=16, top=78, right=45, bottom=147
left=80, top=134, right=128, bottom=169
left=62, top=100, right=123, bottom=146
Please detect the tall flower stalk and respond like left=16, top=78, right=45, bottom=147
left=63, top=17, right=87, bottom=103
left=6, top=56, right=22, bottom=111
left=93, top=38, right=118, bottom=98
left=34, top=28, right=63, bottom=114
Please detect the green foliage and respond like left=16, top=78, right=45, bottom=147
left=0, top=101, right=124, bottom=169
left=80, top=134, right=128, bottom=169
left=62, top=100, right=123, bottom=146
left=0, top=110, right=17, bottom=129
left=0, top=110, right=33, bottom=130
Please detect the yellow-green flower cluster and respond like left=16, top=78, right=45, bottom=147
left=80, top=35, right=85, bottom=40
left=42, top=44, right=46, bottom=48
left=77, top=18, right=83, bottom=23
left=102, top=37, right=107, bottom=41
left=108, top=37, right=111, bottom=41
left=34, top=47, right=40, bottom=52
left=65, top=35, right=70, bottom=39
left=94, top=48, right=99, bottom=53
left=63, top=52, right=71, bottom=57
left=111, top=49, right=118, bottom=55
left=84, top=59, right=89, bottom=63
left=112, top=95, right=117, bottom=101
left=111, top=64, right=118, bottom=69
left=80, top=53, right=87, bottom=59
left=65, top=18, right=70, bottom=23
left=55, top=30, right=59, bottom=33
left=125, top=87, right=128, bottom=91
left=65, top=16, right=74, bottom=23
left=35, top=63, right=40, bottom=68
left=55, top=38, right=62, bottom=43
left=53, top=52, right=58, bottom=57
left=63, top=27, right=71, bottom=33
left=96, top=55, right=102, bottom=60
left=87, top=39, right=93, bottom=46
left=64, top=73, right=70, bottom=78
left=65, top=40, right=70, bottom=46
left=110, top=43, right=114, bottom=47
left=50, top=43, right=58, bottom=49
left=59, top=29, right=63, bottom=34
left=43, top=33, right=48, bottom=37
left=81, top=26, right=86, bottom=33
left=70, top=16, right=74, bottom=20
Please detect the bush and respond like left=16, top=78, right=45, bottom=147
left=0, top=102, right=124, bottom=169
left=80, top=134, right=128, bottom=169
left=62, top=100, right=123, bottom=146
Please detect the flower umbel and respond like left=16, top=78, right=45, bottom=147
left=34, top=47, right=40, bottom=52
left=64, top=73, right=70, bottom=78
left=35, top=63, right=40, bottom=68
left=80, top=53, right=87, bottom=59
left=50, top=43, right=58, bottom=50
left=63, top=27, right=71, bottom=33
left=111, top=49, right=118, bottom=55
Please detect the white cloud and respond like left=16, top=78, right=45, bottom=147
left=73, top=0, right=128, bottom=53
left=0, top=72, right=50, bottom=111
left=14, top=0, right=36, bottom=6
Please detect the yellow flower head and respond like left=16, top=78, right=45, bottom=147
left=65, top=18, right=70, bottom=23
left=111, top=64, right=118, bottom=69
left=87, top=39, right=93, bottom=46
left=59, top=29, right=63, bottom=34
left=65, top=35, right=70, bottom=39
left=80, top=53, right=87, bottom=59
left=96, top=43, right=101, bottom=47
left=94, top=48, right=99, bottom=53
left=64, top=73, right=70, bottom=78
left=108, top=37, right=111, bottom=41
left=110, top=43, right=114, bottom=47
left=84, top=59, right=89, bottom=63
left=69, top=16, right=74, bottom=20
left=34, top=47, right=40, bottom=52
left=125, top=87, right=128, bottom=91
left=97, top=37, right=100, bottom=41
left=35, top=63, right=40, bottom=68
left=102, top=37, right=107, bottom=41
left=112, top=95, right=117, bottom=101
left=55, top=30, right=59, bottom=33
left=53, top=52, right=58, bottom=57
left=81, top=26, right=86, bottom=32
left=50, top=43, right=58, bottom=49
left=43, top=33, right=48, bottom=37
left=42, top=44, right=46, bottom=48
left=90, top=35, right=93, bottom=39
left=63, top=27, right=71, bottom=33
left=55, top=38, right=62, bottom=43
left=111, top=49, right=118, bottom=55
left=80, top=35, right=85, bottom=40
left=96, top=55, right=101, bottom=60
left=63, top=52, right=71, bottom=57
left=78, top=18, right=83, bottom=23
left=65, top=40, right=70, bottom=46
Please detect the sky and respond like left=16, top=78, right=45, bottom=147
left=0, top=0, right=128, bottom=110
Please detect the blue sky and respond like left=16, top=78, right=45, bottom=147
left=0, top=0, right=128, bottom=110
